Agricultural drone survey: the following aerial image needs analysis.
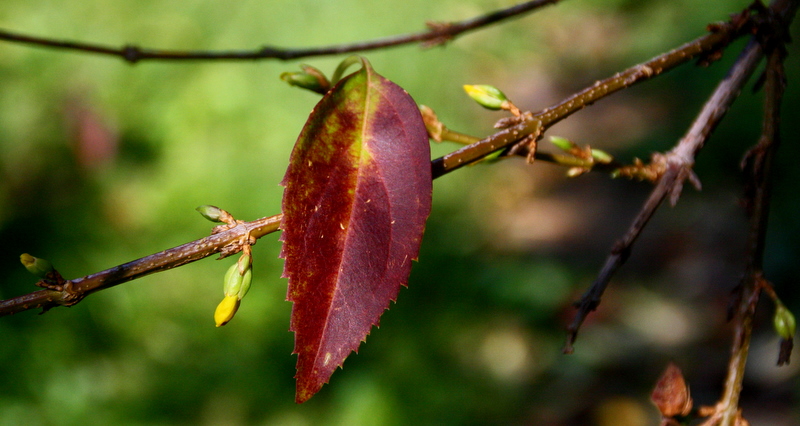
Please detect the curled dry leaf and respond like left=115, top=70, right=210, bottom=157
left=651, top=362, right=693, bottom=418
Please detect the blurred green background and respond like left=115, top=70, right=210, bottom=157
left=1, top=0, right=798, bottom=424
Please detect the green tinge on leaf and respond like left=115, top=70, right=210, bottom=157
left=280, top=56, right=431, bottom=403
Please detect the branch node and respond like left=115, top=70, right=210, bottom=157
left=122, top=45, right=142, bottom=63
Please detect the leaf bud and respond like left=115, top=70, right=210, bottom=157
left=566, top=167, right=588, bottom=178
left=238, top=267, right=253, bottom=300
left=549, top=136, right=575, bottom=151
left=463, top=84, right=509, bottom=110
left=591, top=149, right=614, bottom=164
left=20, top=253, right=54, bottom=278
left=774, top=304, right=796, bottom=340
left=237, top=253, right=252, bottom=276
left=223, top=257, right=254, bottom=300
left=196, top=205, right=224, bottom=223
left=214, top=295, right=240, bottom=327
left=281, top=65, right=330, bottom=95
left=223, top=263, right=244, bottom=297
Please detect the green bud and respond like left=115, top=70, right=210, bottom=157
left=463, top=85, right=508, bottom=110
left=238, top=267, right=253, bottom=300
left=196, top=205, right=224, bottom=223
left=223, top=263, right=244, bottom=297
left=591, top=149, right=614, bottom=164
left=223, top=256, right=253, bottom=300
left=215, top=257, right=254, bottom=327
left=20, top=253, right=54, bottom=278
left=566, top=167, right=588, bottom=178
left=549, top=136, right=575, bottom=151
left=280, top=65, right=330, bottom=95
left=774, top=304, right=796, bottom=340
left=237, top=253, right=252, bottom=276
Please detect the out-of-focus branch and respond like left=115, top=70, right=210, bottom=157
left=0, top=0, right=561, bottom=63
left=713, top=6, right=793, bottom=425
left=562, top=0, right=799, bottom=353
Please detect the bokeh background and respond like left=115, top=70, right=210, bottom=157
left=1, top=0, right=799, bottom=424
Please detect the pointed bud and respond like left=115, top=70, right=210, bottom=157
left=567, top=167, right=588, bottom=177
left=214, top=295, right=241, bottom=327
left=281, top=65, right=330, bottom=95
left=237, top=253, right=252, bottom=276
left=223, top=263, right=244, bottom=297
left=238, top=267, right=253, bottom=300
left=196, top=205, right=225, bottom=223
left=20, top=253, right=54, bottom=278
left=463, top=85, right=509, bottom=110
left=774, top=304, right=796, bottom=340
left=591, top=149, right=613, bottom=164
left=549, top=136, right=575, bottom=151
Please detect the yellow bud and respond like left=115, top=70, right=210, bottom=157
left=215, top=295, right=241, bottom=327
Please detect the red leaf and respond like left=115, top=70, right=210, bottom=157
left=280, top=58, right=431, bottom=403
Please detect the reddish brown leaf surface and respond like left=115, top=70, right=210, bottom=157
left=651, top=363, right=692, bottom=418
left=280, top=58, right=431, bottom=403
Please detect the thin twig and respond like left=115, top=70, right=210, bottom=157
left=431, top=9, right=753, bottom=179
left=0, top=215, right=281, bottom=316
left=563, top=5, right=776, bottom=353
left=713, top=6, right=793, bottom=424
left=0, top=0, right=561, bottom=63
left=0, top=3, right=758, bottom=317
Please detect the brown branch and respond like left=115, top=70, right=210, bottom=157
left=0, top=215, right=281, bottom=316
left=0, top=2, right=759, bottom=317
left=713, top=7, right=793, bottom=426
left=563, top=5, right=776, bottom=353
left=431, top=7, right=754, bottom=179
left=0, top=0, right=561, bottom=63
